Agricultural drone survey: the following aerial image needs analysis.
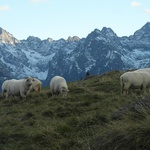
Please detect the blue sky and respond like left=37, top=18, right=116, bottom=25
left=0, top=0, right=150, bottom=40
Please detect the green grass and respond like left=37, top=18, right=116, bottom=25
left=0, top=70, right=150, bottom=150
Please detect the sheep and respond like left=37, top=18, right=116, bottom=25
left=50, top=76, right=69, bottom=98
left=134, top=68, right=150, bottom=74
left=120, top=71, right=150, bottom=95
left=134, top=68, right=150, bottom=92
left=2, top=79, right=11, bottom=97
left=6, top=77, right=33, bottom=99
left=28, top=78, right=42, bottom=94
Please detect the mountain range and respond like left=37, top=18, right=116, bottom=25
left=0, top=22, right=150, bottom=86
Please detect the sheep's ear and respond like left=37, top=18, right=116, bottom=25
left=37, top=87, right=41, bottom=93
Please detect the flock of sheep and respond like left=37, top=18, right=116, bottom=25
left=120, top=68, right=150, bottom=95
left=2, top=67, right=150, bottom=99
left=1, top=75, right=69, bottom=99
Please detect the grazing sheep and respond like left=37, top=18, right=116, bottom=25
left=120, top=71, right=150, bottom=95
left=134, top=68, right=150, bottom=92
left=6, top=77, right=33, bottom=99
left=50, top=76, right=69, bottom=98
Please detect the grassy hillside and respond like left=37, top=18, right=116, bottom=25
left=0, top=70, right=150, bottom=150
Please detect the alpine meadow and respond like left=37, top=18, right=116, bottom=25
left=0, top=70, right=150, bottom=150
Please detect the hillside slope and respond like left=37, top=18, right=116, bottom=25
left=0, top=70, right=150, bottom=150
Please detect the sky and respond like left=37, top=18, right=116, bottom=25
left=0, top=0, right=150, bottom=40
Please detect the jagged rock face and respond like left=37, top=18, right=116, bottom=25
left=0, top=22, right=150, bottom=86
left=0, top=28, right=20, bottom=45
left=0, top=60, right=13, bottom=78
left=133, top=22, right=150, bottom=41
left=0, top=60, right=14, bottom=90
left=67, top=36, right=80, bottom=42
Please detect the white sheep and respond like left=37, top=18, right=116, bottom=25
left=50, top=76, right=69, bottom=98
left=6, top=77, right=33, bottom=99
left=120, top=71, right=150, bottom=95
left=134, top=68, right=150, bottom=92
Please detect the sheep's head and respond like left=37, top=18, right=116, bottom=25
left=26, top=77, right=33, bottom=87
left=60, top=87, right=69, bottom=98
left=32, top=79, right=42, bottom=93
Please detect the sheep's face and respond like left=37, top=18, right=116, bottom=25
left=60, top=87, right=69, bottom=98
left=26, top=77, right=33, bottom=87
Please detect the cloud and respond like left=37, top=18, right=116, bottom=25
left=0, top=5, right=10, bottom=11
left=131, top=2, right=150, bottom=15
left=30, top=0, right=48, bottom=3
left=131, top=1, right=141, bottom=7
left=143, top=9, right=150, bottom=14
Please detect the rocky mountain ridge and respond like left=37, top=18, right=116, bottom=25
left=0, top=22, right=150, bottom=86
